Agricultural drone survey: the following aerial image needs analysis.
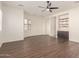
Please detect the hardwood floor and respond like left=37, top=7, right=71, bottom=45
left=0, top=35, right=79, bottom=58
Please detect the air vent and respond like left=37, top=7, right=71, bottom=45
left=74, top=1, right=79, bottom=3
left=18, top=4, right=24, bottom=7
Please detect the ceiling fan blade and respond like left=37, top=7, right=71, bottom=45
left=49, top=3, right=51, bottom=6
left=47, top=1, right=50, bottom=4
left=49, top=7, right=59, bottom=9
left=42, top=8, right=46, bottom=12
left=49, top=9, right=52, bottom=12
left=47, top=1, right=51, bottom=8
left=38, top=6, right=45, bottom=8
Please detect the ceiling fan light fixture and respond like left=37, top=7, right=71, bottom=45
left=38, top=1, right=59, bottom=13
left=46, top=9, right=49, bottom=11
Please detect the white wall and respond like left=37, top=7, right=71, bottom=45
left=24, top=13, right=48, bottom=37
left=0, top=2, right=2, bottom=31
left=0, top=2, right=3, bottom=47
left=69, top=7, right=79, bottom=42
left=2, top=4, right=24, bottom=43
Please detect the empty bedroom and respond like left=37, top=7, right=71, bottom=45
left=0, top=1, right=79, bottom=58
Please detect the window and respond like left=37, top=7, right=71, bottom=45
left=24, top=19, right=31, bottom=31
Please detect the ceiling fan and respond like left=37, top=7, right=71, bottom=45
left=38, top=1, right=59, bottom=13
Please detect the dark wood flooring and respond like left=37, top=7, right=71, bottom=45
left=0, top=35, right=79, bottom=58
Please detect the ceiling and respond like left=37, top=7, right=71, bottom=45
left=2, top=1, right=79, bottom=17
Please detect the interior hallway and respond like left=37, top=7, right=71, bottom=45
left=0, top=35, right=79, bottom=58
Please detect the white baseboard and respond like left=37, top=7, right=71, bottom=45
left=24, top=34, right=49, bottom=38
left=48, top=34, right=57, bottom=38
left=69, top=39, right=79, bottom=43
